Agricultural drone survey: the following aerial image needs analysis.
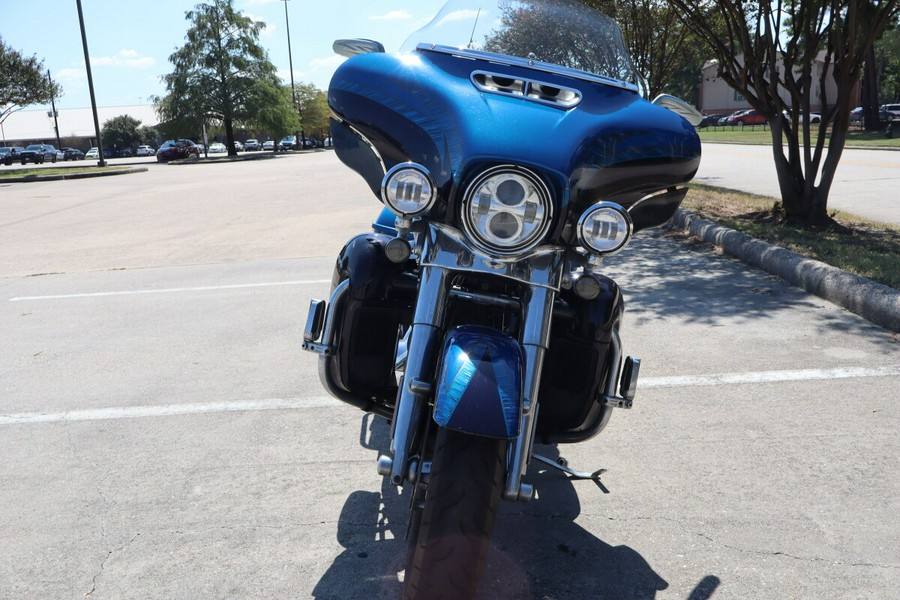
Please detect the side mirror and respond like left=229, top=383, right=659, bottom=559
left=652, top=94, right=704, bottom=127
left=332, top=38, right=385, bottom=58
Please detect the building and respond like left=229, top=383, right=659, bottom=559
left=0, top=104, right=160, bottom=149
left=699, top=52, right=854, bottom=115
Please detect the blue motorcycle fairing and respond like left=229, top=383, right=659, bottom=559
left=329, top=48, right=701, bottom=215
left=433, top=325, right=523, bottom=439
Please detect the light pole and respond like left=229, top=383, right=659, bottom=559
left=76, top=0, right=106, bottom=166
left=47, top=70, right=61, bottom=149
left=282, top=0, right=302, bottom=149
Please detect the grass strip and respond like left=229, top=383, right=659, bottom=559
left=681, top=185, right=899, bottom=290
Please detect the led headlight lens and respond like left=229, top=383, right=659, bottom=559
left=577, top=202, right=633, bottom=255
left=381, top=163, right=436, bottom=217
left=461, top=166, right=553, bottom=254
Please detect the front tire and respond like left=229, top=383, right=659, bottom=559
left=403, top=428, right=507, bottom=600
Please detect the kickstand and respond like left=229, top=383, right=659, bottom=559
left=533, top=454, right=610, bottom=493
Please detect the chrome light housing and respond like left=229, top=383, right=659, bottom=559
left=577, top=202, right=633, bottom=255
left=381, top=163, right=436, bottom=217
left=461, top=165, right=553, bottom=255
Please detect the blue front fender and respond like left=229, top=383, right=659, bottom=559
left=433, top=325, right=523, bottom=439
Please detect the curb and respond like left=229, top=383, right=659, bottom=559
left=672, top=209, right=900, bottom=332
left=0, top=166, right=148, bottom=183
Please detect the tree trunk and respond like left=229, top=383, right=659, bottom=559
left=225, top=117, right=236, bottom=157
left=861, top=43, right=881, bottom=131
left=769, top=119, right=835, bottom=228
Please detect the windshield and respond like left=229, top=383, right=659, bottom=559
left=400, top=0, right=637, bottom=87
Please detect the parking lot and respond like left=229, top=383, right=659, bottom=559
left=1, top=152, right=897, bottom=599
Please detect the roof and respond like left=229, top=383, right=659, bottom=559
left=1, top=104, right=160, bottom=143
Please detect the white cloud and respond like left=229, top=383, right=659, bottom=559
left=369, top=10, right=412, bottom=21
left=247, top=13, right=276, bottom=37
left=55, top=68, right=87, bottom=85
left=309, top=55, right=346, bottom=71
left=438, top=9, right=483, bottom=26
left=92, top=50, right=155, bottom=68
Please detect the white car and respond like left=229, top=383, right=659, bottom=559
left=262, top=140, right=275, bottom=151
left=85, top=147, right=99, bottom=159
left=135, top=145, right=154, bottom=156
left=233, top=140, right=243, bottom=151
left=208, top=142, right=227, bottom=153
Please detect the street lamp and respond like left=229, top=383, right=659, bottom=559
left=282, top=0, right=303, bottom=149
left=76, top=0, right=106, bottom=166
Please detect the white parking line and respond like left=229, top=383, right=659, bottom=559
left=0, top=397, right=339, bottom=425
left=639, top=365, right=900, bottom=388
left=8, top=279, right=332, bottom=302
left=1, top=366, right=896, bottom=426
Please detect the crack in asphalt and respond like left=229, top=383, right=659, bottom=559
left=84, top=533, right=140, bottom=597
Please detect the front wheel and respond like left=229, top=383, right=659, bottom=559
left=404, top=428, right=507, bottom=600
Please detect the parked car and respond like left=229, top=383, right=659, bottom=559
left=782, top=110, right=821, bottom=124
left=20, top=144, right=62, bottom=164
left=85, top=147, right=99, bottom=159
left=244, top=138, right=260, bottom=151
left=849, top=106, right=892, bottom=123
left=262, top=140, right=275, bottom=151
left=208, top=142, right=227, bottom=153
left=697, top=113, right=725, bottom=128
left=323, top=137, right=333, bottom=148
left=156, top=139, right=201, bottom=162
left=279, top=135, right=297, bottom=150
left=880, top=104, right=900, bottom=120
left=0, top=146, right=25, bottom=165
left=718, top=110, right=743, bottom=126
left=62, top=147, right=85, bottom=160
left=728, top=109, right=767, bottom=126
left=233, top=140, right=243, bottom=151
left=135, top=145, right=155, bottom=157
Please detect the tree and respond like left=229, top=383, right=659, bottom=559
left=0, top=37, right=62, bottom=126
left=155, top=0, right=299, bottom=156
left=101, top=115, right=142, bottom=152
left=876, top=23, right=900, bottom=103
left=670, top=0, right=900, bottom=228
left=136, top=125, right=160, bottom=147
left=483, top=1, right=636, bottom=83
left=581, top=0, right=703, bottom=99
left=292, top=83, right=330, bottom=139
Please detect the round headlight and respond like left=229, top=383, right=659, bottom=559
left=577, top=202, right=633, bottom=255
left=461, top=166, right=553, bottom=255
left=381, top=163, right=436, bottom=217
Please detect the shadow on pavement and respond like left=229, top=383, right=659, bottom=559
left=605, top=229, right=893, bottom=342
left=313, top=415, right=720, bottom=599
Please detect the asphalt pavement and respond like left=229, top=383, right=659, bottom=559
left=1, top=153, right=897, bottom=599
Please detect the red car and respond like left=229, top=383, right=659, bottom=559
left=727, top=109, right=767, bottom=126
left=156, top=139, right=200, bottom=162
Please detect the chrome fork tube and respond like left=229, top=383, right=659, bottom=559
left=389, top=264, right=448, bottom=485
left=504, top=285, right=556, bottom=500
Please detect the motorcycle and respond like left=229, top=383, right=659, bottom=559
left=302, top=1, right=701, bottom=597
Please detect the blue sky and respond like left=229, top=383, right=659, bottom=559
left=1, top=0, right=448, bottom=111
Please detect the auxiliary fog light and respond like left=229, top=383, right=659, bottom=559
left=384, top=237, right=412, bottom=263
left=577, top=202, right=633, bottom=256
left=573, top=273, right=602, bottom=300
left=381, top=163, right=436, bottom=217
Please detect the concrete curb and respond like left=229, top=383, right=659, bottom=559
left=0, top=166, right=148, bottom=183
left=672, top=209, right=900, bottom=332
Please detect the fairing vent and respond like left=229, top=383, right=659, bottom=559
left=472, top=71, right=582, bottom=109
